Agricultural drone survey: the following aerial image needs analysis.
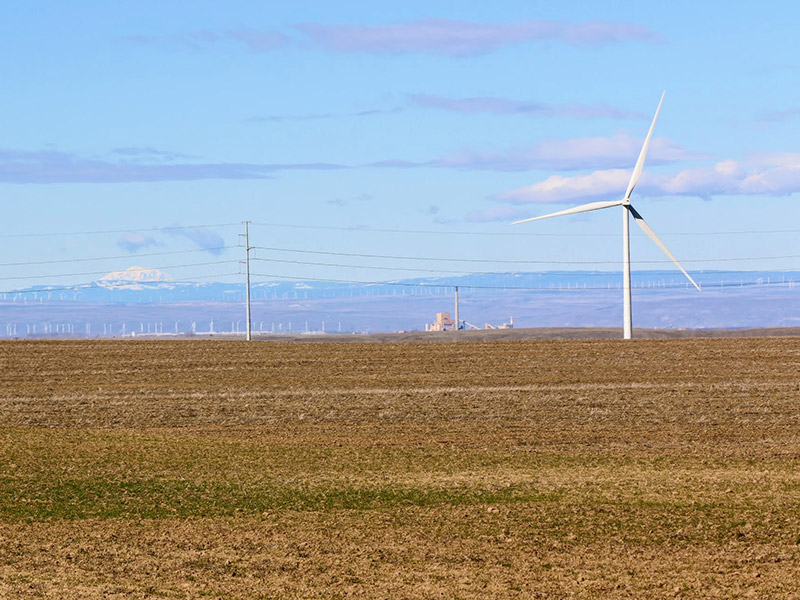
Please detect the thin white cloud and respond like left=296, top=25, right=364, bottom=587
left=110, top=147, right=195, bottom=162
left=0, top=134, right=705, bottom=185
left=757, top=107, right=800, bottom=123
left=123, top=18, right=660, bottom=57
left=251, top=96, right=639, bottom=124
left=121, top=27, right=289, bottom=52
left=411, top=95, right=646, bottom=120
left=117, top=233, right=159, bottom=253
left=164, top=227, right=226, bottom=255
left=119, top=226, right=228, bottom=255
left=498, top=169, right=631, bottom=204
left=497, top=155, right=800, bottom=204
left=226, top=27, right=292, bottom=51
left=298, top=18, right=661, bottom=56
left=0, top=149, right=345, bottom=184
left=368, top=135, right=704, bottom=172
left=247, top=107, right=402, bottom=123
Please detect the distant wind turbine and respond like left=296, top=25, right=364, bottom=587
left=512, top=92, right=700, bottom=339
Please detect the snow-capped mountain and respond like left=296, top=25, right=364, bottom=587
left=98, top=267, right=173, bottom=290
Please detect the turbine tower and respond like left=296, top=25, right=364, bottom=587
left=512, top=92, right=700, bottom=339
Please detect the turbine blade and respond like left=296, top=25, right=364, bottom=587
left=624, top=91, right=665, bottom=201
left=628, top=205, right=701, bottom=291
left=512, top=200, right=623, bottom=225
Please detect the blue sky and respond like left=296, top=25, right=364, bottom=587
left=1, top=0, right=798, bottom=288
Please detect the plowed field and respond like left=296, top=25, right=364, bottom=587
left=1, top=338, right=799, bottom=598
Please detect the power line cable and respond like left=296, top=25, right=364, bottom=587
left=3, top=240, right=794, bottom=277
left=3, top=268, right=794, bottom=296
left=251, top=221, right=800, bottom=237
left=2, top=220, right=797, bottom=239
left=252, top=245, right=800, bottom=266
left=249, top=272, right=798, bottom=291
left=252, top=221, right=613, bottom=236
left=0, top=222, right=240, bottom=239
left=0, top=246, right=238, bottom=268
left=251, top=255, right=800, bottom=275
left=5, top=272, right=793, bottom=295
left=249, top=271, right=559, bottom=289
left=252, top=257, right=506, bottom=275
left=253, top=245, right=570, bottom=264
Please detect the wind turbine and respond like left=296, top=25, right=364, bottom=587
left=512, top=92, right=700, bottom=339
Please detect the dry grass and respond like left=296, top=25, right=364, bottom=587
left=1, top=338, right=799, bottom=598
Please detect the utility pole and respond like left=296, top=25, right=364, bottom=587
left=454, top=286, right=460, bottom=331
left=240, top=221, right=253, bottom=341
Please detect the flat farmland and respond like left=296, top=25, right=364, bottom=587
left=1, top=338, right=800, bottom=599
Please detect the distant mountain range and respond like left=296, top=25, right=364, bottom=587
left=1, top=269, right=798, bottom=337
left=7, top=267, right=799, bottom=302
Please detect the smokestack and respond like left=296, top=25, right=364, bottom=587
left=454, top=286, right=459, bottom=332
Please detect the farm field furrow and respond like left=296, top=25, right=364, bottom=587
left=1, top=338, right=799, bottom=598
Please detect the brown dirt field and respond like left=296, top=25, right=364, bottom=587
left=1, top=338, right=799, bottom=598
left=207, top=325, right=800, bottom=343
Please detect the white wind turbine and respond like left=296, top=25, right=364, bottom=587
left=512, top=92, right=700, bottom=339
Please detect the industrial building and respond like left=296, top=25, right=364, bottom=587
left=425, top=312, right=457, bottom=332
left=425, top=312, right=514, bottom=332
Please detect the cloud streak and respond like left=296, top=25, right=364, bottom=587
left=121, top=27, right=289, bottom=52
left=369, top=134, right=703, bottom=172
left=123, top=18, right=661, bottom=57
left=298, top=18, right=661, bottom=56
left=110, top=147, right=195, bottom=162
left=251, top=96, right=640, bottom=123
left=247, top=107, right=402, bottom=123
left=410, top=95, right=646, bottom=120
left=1, top=134, right=699, bottom=185
left=165, top=227, right=226, bottom=255
left=116, top=226, right=227, bottom=256
left=117, top=233, right=159, bottom=253
left=0, top=149, right=344, bottom=184
left=496, top=154, right=800, bottom=204
left=757, top=107, right=800, bottom=123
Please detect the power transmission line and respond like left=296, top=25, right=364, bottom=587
left=3, top=241, right=794, bottom=275
left=252, top=257, right=504, bottom=275
left=252, top=245, right=800, bottom=266
left=251, top=221, right=800, bottom=237
left=0, top=222, right=240, bottom=239
left=1, top=219, right=798, bottom=240
left=5, top=269, right=793, bottom=296
left=251, top=255, right=800, bottom=276
left=249, top=272, right=798, bottom=291
left=0, top=246, right=237, bottom=268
